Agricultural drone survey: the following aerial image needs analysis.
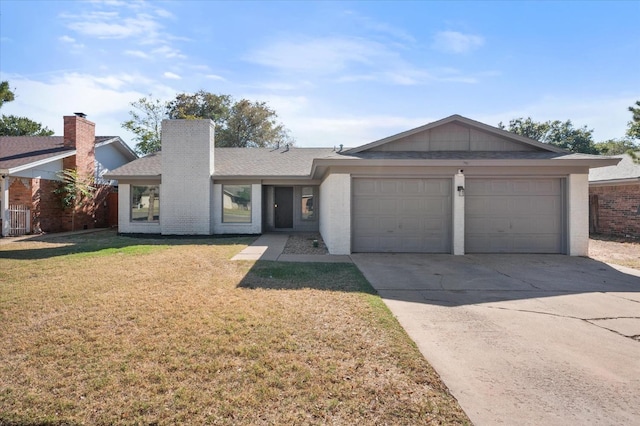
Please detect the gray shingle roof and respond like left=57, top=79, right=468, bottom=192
left=589, top=153, right=640, bottom=182
left=105, top=147, right=616, bottom=180
left=0, top=135, right=129, bottom=171
left=105, top=148, right=341, bottom=178
left=214, top=147, right=338, bottom=176
left=105, top=151, right=162, bottom=177
left=0, top=136, right=72, bottom=170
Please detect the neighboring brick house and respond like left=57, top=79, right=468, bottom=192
left=0, top=113, right=137, bottom=236
left=589, top=153, right=640, bottom=238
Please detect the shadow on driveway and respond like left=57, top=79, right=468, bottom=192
left=351, top=253, right=640, bottom=306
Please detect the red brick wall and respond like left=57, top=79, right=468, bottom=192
left=6, top=177, right=112, bottom=234
left=9, top=179, right=32, bottom=206
left=590, top=183, right=640, bottom=237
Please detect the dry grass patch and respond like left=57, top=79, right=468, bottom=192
left=0, top=231, right=469, bottom=425
left=589, top=235, right=640, bottom=270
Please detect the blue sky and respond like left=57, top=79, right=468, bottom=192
left=1, top=0, right=639, bottom=148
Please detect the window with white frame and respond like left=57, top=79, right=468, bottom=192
left=223, top=184, right=251, bottom=223
left=131, top=185, right=160, bottom=222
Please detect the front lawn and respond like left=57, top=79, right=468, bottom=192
left=0, top=231, right=469, bottom=425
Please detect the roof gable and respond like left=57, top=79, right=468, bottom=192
left=345, top=114, right=566, bottom=154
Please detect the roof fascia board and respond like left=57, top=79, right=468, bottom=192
left=311, top=157, right=620, bottom=169
left=7, top=150, right=76, bottom=174
left=589, top=178, right=640, bottom=186
left=102, top=174, right=161, bottom=181
left=95, top=137, right=138, bottom=159
left=345, top=114, right=567, bottom=154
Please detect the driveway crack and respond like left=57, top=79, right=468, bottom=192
left=481, top=306, right=640, bottom=342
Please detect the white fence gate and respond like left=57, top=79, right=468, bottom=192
left=9, top=204, right=30, bottom=236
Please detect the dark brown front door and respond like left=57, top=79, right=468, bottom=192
left=274, top=187, right=293, bottom=228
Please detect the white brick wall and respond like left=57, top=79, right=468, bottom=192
left=160, top=119, right=215, bottom=235
left=568, top=173, right=589, bottom=256
left=319, top=173, right=351, bottom=255
left=212, top=183, right=262, bottom=234
left=117, top=183, right=161, bottom=234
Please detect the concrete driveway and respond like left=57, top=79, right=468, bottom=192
left=351, top=254, right=640, bottom=426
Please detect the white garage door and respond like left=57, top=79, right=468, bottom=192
left=352, top=178, right=451, bottom=252
left=465, top=178, right=564, bottom=253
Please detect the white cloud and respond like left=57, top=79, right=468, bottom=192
left=205, top=74, right=226, bottom=81
left=432, top=31, right=484, bottom=54
left=152, top=45, right=186, bottom=59
left=247, top=36, right=382, bottom=74
left=287, top=114, right=433, bottom=147
left=124, top=50, right=151, bottom=59
left=341, top=10, right=416, bottom=44
left=474, top=94, right=640, bottom=142
left=155, top=8, right=173, bottom=19
left=0, top=72, right=180, bottom=148
left=163, top=72, right=181, bottom=80
left=59, top=35, right=76, bottom=43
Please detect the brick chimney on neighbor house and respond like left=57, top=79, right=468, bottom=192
left=63, top=112, right=96, bottom=178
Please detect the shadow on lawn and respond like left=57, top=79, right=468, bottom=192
left=0, top=230, right=255, bottom=260
left=237, top=260, right=377, bottom=294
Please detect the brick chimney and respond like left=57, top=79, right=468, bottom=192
left=63, top=113, right=96, bottom=178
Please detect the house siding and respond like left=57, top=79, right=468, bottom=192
left=590, top=183, right=640, bottom=238
left=319, top=173, right=351, bottom=255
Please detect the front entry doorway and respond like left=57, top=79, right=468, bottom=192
left=274, top=187, right=293, bottom=228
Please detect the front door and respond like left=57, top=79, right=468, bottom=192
left=274, top=187, right=293, bottom=228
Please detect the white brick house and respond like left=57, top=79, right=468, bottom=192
left=106, top=115, right=618, bottom=255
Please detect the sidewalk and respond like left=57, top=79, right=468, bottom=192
left=231, top=234, right=352, bottom=263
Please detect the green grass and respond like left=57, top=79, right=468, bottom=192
left=0, top=231, right=469, bottom=425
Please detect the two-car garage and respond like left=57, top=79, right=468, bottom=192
left=352, top=177, right=565, bottom=254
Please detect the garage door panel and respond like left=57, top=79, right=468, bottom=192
left=465, top=178, right=563, bottom=253
left=353, top=178, right=451, bottom=253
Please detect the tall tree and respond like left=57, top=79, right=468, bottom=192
left=594, top=138, right=638, bottom=155
left=121, top=96, right=167, bottom=155
left=498, top=117, right=597, bottom=154
left=627, top=100, right=640, bottom=140
left=167, top=90, right=232, bottom=127
left=0, top=115, right=54, bottom=136
left=124, top=91, right=294, bottom=154
left=218, top=99, right=292, bottom=148
left=0, top=80, right=54, bottom=136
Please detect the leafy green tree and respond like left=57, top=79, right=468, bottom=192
left=594, top=138, right=638, bottom=155
left=121, top=96, right=167, bottom=155
left=167, top=90, right=232, bottom=127
left=0, top=115, right=54, bottom=136
left=123, top=91, right=294, bottom=154
left=0, top=81, right=54, bottom=136
left=0, top=81, right=15, bottom=108
left=218, top=99, right=292, bottom=148
left=626, top=100, right=640, bottom=140
left=498, top=117, right=597, bottom=154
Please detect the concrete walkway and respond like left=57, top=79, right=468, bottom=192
left=231, top=234, right=352, bottom=263
left=352, top=253, right=640, bottom=426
